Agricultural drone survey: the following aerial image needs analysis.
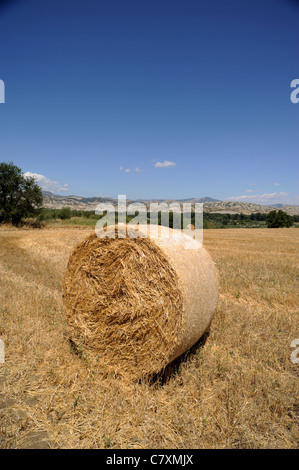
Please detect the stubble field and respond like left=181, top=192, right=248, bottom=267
left=0, top=226, right=298, bottom=448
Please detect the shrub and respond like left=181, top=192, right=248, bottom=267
left=266, top=210, right=293, bottom=228
left=58, top=207, right=72, bottom=220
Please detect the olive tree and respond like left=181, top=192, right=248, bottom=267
left=0, top=162, right=43, bottom=224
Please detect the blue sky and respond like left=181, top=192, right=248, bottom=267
left=0, top=0, right=298, bottom=203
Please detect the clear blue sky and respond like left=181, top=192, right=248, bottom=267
left=0, top=0, right=298, bottom=203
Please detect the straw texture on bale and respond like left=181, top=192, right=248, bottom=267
left=63, top=225, right=218, bottom=379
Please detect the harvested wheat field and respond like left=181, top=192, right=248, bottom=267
left=0, top=226, right=298, bottom=449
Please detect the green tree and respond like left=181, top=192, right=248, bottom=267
left=58, top=207, right=72, bottom=220
left=266, top=209, right=293, bottom=228
left=0, top=162, right=43, bottom=224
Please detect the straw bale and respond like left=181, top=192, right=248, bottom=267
left=63, top=225, right=218, bottom=379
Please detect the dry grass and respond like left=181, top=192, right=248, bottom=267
left=0, top=226, right=298, bottom=448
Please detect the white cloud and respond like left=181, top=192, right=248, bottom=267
left=24, top=172, right=70, bottom=193
left=95, top=192, right=112, bottom=198
left=121, top=166, right=147, bottom=173
left=135, top=167, right=148, bottom=173
left=273, top=182, right=280, bottom=186
left=228, top=192, right=290, bottom=204
left=120, top=166, right=131, bottom=173
left=154, top=160, right=176, bottom=168
left=246, top=189, right=254, bottom=193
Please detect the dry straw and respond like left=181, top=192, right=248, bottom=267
left=63, top=225, right=218, bottom=379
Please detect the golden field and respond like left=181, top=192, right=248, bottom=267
left=0, top=226, right=298, bottom=449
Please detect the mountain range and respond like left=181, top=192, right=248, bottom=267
left=42, top=191, right=299, bottom=215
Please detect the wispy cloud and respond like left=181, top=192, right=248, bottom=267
left=273, top=182, right=280, bottom=186
left=24, top=172, right=69, bottom=193
left=95, top=192, right=112, bottom=198
left=246, top=189, right=254, bottom=193
left=134, top=167, right=148, bottom=173
left=120, top=166, right=148, bottom=173
left=228, top=192, right=291, bottom=204
left=154, top=160, right=176, bottom=168
left=120, top=166, right=131, bottom=173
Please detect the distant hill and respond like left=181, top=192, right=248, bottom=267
left=176, top=197, right=221, bottom=203
left=42, top=191, right=299, bottom=216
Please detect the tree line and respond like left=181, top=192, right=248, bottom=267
left=0, top=162, right=297, bottom=228
left=37, top=208, right=297, bottom=229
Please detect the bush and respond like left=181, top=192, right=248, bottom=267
left=57, top=207, right=72, bottom=220
left=266, top=210, right=293, bottom=228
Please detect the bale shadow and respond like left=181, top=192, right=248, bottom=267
left=145, top=328, right=211, bottom=387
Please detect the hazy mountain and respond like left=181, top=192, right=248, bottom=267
left=42, top=191, right=299, bottom=215
left=176, top=197, right=221, bottom=203
left=135, top=196, right=221, bottom=203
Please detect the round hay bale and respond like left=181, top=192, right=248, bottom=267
left=63, top=225, right=218, bottom=379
